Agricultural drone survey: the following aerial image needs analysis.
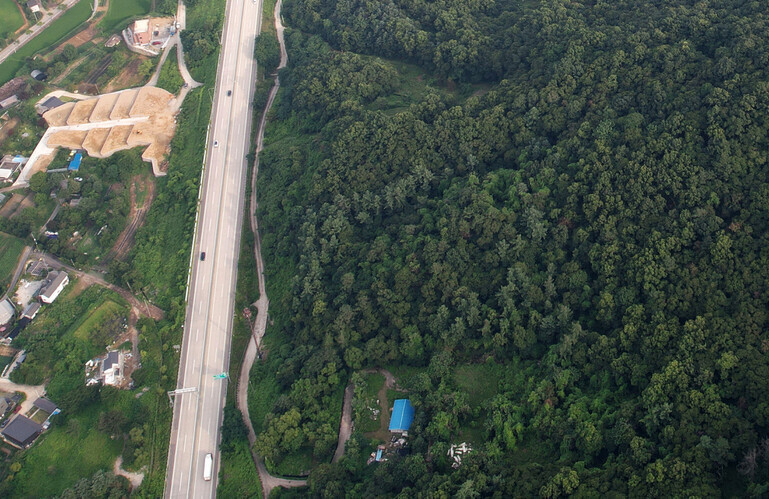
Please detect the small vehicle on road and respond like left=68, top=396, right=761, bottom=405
left=200, top=252, right=206, bottom=261
left=227, top=90, right=232, bottom=96
left=203, top=453, right=213, bottom=481
left=213, top=140, right=218, bottom=147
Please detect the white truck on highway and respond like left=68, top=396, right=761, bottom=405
left=203, top=453, right=213, bottom=481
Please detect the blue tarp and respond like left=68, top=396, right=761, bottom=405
left=68, top=153, right=82, bottom=171
left=389, top=399, right=415, bottom=432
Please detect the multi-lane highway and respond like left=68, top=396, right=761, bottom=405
left=165, top=0, right=262, bottom=495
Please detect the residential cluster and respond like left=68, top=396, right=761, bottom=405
left=1, top=266, right=68, bottom=343
left=0, top=396, right=59, bottom=449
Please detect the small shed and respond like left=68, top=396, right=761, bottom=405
left=30, top=70, right=47, bottom=81
left=389, top=399, right=415, bottom=433
left=0, top=299, right=14, bottom=326
left=33, top=397, right=57, bottom=415
left=1, top=416, right=42, bottom=448
left=68, top=152, right=82, bottom=171
left=0, top=95, right=19, bottom=109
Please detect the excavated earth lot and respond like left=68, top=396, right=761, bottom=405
left=43, top=86, right=177, bottom=175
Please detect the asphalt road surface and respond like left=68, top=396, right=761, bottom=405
left=164, top=0, right=262, bottom=495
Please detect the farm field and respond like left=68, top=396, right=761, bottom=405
left=0, top=0, right=92, bottom=85
left=71, top=299, right=125, bottom=343
left=0, top=231, right=25, bottom=290
left=99, top=0, right=151, bottom=34
left=0, top=0, right=25, bottom=40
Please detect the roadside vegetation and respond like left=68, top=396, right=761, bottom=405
left=156, top=47, right=183, bottom=94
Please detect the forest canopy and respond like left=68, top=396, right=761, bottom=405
left=254, top=0, right=769, bottom=496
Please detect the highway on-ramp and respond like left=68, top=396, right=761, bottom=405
left=164, top=0, right=262, bottom=495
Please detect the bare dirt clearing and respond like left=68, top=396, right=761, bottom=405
left=43, top=87, right=177, bottom=175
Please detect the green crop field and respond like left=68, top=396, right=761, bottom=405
left=0, top=0, right=92, bottom=86
left=71, top=300, right=123, bottom=342
left=0, top=0, right=25, bottom=39
left=99, top=0, right=151, bottom=34
left=0, top=231, right=25, bottom=290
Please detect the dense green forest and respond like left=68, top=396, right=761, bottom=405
left=252, top=0, right=769, bottom=496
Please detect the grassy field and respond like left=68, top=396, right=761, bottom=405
left=358, top=372, right=385, bottom=433
left=0, top=0, right=25, bottom=40
left=0, top=231, right=25, bottom=291
left=0, top=0, right=92, bottom=85
left=71, top=300, right=124, bottom=342
left=454, top=361, right=502, bottom=408
left=99, top=0, right=151, bottom=34
left=10, top=407, right=122, bottom=497
left=0, top=355, right=12, bottom=372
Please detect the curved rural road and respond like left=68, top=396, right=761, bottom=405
left=235, top=0, right=306, bottom=494
left=113, top=455, right=144, bottom=490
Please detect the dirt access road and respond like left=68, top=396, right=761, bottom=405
left=235, top=0, right=307, bottom=495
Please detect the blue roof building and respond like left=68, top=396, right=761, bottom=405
left=389, top=399, right=415, bottom=433
left=68, top=153, right=82, bottom=171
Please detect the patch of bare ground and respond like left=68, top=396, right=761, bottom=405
left=66, top=98, right=99, bottom=125
left=68, top=275, right=91, bottom=298
left=48, top=129, right=87, bottom=148
left=42, top=88, right=176, bottom=176
left=0, top=117, right=20, bottom=146
left=44, top=102, right=75, bottom=126
left=104, top=58, right=145, bottom=93
left=11, top=192, right=34, bottom=218
left=82, top=127, right=110, bottom=155
left=89, top=92, right=119, bottom=122
left=0, top=193, right=23, bottom=218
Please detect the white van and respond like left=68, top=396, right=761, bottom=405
left=203, top=453, right=213, bottom=481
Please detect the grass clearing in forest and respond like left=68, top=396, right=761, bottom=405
left=367, top=58, right=489, bottom=115
left=272, top=447, right=313, bottom=477
left=454, top=361, right=502, bottom=408
left=0, top=0, right=92, bottom=85
left=0, top=231, right=25, bottom=289
left=0, top=0, right=25, bottom=39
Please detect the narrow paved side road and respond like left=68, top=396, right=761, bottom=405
left=235, top=0, right=308, bottom=494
